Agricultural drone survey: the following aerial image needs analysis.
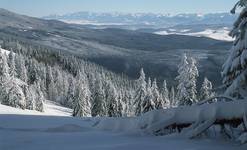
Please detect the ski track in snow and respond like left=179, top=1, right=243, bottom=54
left=0, top=103, right=246, bottom=150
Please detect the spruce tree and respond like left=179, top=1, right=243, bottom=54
left=200, top=77, right=215, bottom=100
left=73, top=74, right=91, bottom=117
left=106, top=82, right=118, bottom=117
left=8, top=50, right=17, bottom=78
left=91, top=77, right=106, bottom=117
left=0, top=52, right=10, bottom=104
left=152, top=79, right=163, bottom=109
left=142, top=85, right=155, bottom=113
left=134, top=68, right=147, bottom=116
left=35, top=80, right=44, bottom=112
left=161, top=80, right=170, bottom=108
left=222, top=0, right=247, bottom=98
left=176, top=54, right=199, bottom=106
left=169, top=86, right=176, bottom=107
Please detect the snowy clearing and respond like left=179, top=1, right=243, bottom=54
left=0, top=102, right=247, bottom=150
left=155, top=28, right=233, bottom=41
left=0, top=101, right=72, bottom=116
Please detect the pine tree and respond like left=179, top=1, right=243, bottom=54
left=222, top=0, right=247, bottom=98
left=134, top=68, right=147, bottom=116
left=73, top=73, right=92, bottom=117
left=27, top=59, right=38, bottom=84
left=126, top=90, right=135, bottom=116
left=0, top=51, right=26, bottom=109
left=46, top=66, right=57, bottom=101
left=142, top=85, right=155, bottom=113
left=161, top=80, right=170, bottom=108
left=169, top=86, right=176, bottom=107
left=117, top=93, right=123, bottom=117
left=54, top=68, right=63, bottom=101
left=106, top=82, right=118, bottom=117
left=25, top=85, right=36, bottom=110
left=186, top=57, right=199, bottom=103
left=15, top=54, right=27, bottom=82
left=35, top=80, right=44, bottom=112
left=66, top=76, right=76, bottom=108
left=152, top=79, right=163, bottom=109
left=176, top=54, right=199, bottom=106
left=6, top=78, right=26, bottom=109
left=0, top=52, right=10, bottom=104
left=8, top=50, right=17, bottom=77
left=200, top=77, right=215, bottom=100
left=91, top=77, right=106, bottom=117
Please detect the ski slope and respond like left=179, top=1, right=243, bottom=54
left=0, top=102, right=246, bottom=150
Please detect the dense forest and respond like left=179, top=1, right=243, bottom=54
left=0, top=38, right=216, bottom=117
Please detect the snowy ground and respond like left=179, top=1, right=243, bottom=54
left=0, top=102, right=246, bottom=150
left=0, top=100, right=72, bottom=116
left=155, top=27, right=233, bottom=41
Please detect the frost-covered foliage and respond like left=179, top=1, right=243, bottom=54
left=0, top=37, right=212, bottom=117
left=73, top=71, right=92, bottom=117
left=222, top=0, right=247, bottom=98
left=106, top=81, right=119, bottom=117
left=134, top=68, right=147, bottom=116
left=200, top=77, right=215, bottom=100
left=91, top=77, right=107, bottom=117
left=169, top=86, right=176, bottom=107
left=142, top=78, right=155, bottom=113
left=151, top=79, right=163, bottom=109
left=161, top=80, right=170, bottom=108
left=176, top=54, right=199, bottom=106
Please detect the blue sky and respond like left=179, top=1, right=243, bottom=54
left=1, top=0, right=237, bottom=17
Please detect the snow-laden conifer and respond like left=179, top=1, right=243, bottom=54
left=222, top=0, right=247, bottom=98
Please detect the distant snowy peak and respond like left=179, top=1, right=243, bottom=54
left=43, top=12, right=237, bottom=28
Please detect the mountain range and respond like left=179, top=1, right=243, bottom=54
left=43, top=12, right=237, bottom=29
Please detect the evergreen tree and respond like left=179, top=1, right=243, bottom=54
left=176, top=54, right=199, bottom=106
left=18, top=55, right=28, bottom=83
left=169, top=86, right=176, bottom=107
left=134, top=68, right=147, bottom=116
left=117, top=92, right=123, bottom=117
left=73, top=73, right=92, bottom=117
left=200, top=77, right=215, bottom=100
left=186, top=57, right=199, bottom=103
left=8, top=50, right=17, bottom=77
left=0, top=52, right=10, bottom=104
left=161, top=80, right=170, bottom=108
left=152, top=78, right=163, bottom=109
left=35, top=80, right=44, bottom=112
left=142, top=85, right=155, bottom=113
left=222, top=0, right=247, bottom=98
left=106, top=82, right=118, bottom=117
left=66, top=76, right=76, bottom=108
left=6, top=78, right=26, bottom=109
left=91, top=77, right=106, bottom=117
left=46, top=66, right=57, bottom=101
left=25, top=85, right=36, bottom=110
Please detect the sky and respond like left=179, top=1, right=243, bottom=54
left=0, top=0, right=238, bottom=17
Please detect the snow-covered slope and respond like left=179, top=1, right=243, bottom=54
left=155, top=27, right=233, bottom=41
left=0, top=101, right=72, bottom=116
left=1, top=102, right=247, bottom=150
